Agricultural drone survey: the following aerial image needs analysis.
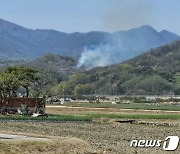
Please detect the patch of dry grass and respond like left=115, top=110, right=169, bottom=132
left=0, top=137, right=100, bottom=154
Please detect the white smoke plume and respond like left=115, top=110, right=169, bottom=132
left=77, top=0, right=154, bottom=68
left=77, top=35, right=132, bottom=68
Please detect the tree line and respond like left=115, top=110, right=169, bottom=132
left=0, top=67, right=49, bottom=110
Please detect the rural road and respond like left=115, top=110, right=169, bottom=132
left=0, top=133, right=47, bottom=141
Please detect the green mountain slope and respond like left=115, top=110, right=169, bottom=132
left=55, top=41, right=180, bottom=95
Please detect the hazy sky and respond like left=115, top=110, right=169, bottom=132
left=0, top=0, right=180, bottom=34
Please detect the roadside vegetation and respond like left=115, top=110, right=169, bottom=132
left=0, top=66, right=51, bottom=114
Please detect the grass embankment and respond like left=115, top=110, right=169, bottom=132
left=0, top=114, right=91, bottom=122
left=64, top=102, right=180, bottom=111
left=87, top=113, right=180, bottom=120
left=1, top=113, right=180, bottom=121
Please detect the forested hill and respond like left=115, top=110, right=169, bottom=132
left=54, top=41, right=180, bottom=96
left=0, top=53, right=79, bottom=83
left=24, top=53, right=77, bottom=74
left=127, top=40, right=180, bottom=73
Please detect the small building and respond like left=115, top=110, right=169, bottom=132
left=46, top=97, right=72, bottom=105
left=0, top=97, right=45, bottom=114
left=145, top=96, right=156, bottom=102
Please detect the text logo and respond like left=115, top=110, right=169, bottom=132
left=163, top=136, right=179, bottom=151
left=130, top=136, right=179, bottom=151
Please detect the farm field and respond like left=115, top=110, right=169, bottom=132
left=0, top=104, right=180, bottom=153
left=0, top=119, right=180, bottom=154
left=46, top=104, right=180, bottom=116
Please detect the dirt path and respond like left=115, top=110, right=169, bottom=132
left=0, top=133, right=47, bottom=141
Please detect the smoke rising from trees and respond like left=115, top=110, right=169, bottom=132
left=78, top=0, right=155, bottom=68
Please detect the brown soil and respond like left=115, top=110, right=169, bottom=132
left=0, top=121, right=180, bottom=154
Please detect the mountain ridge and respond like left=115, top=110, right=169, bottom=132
left=0, top=18, right=179, bottom=65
